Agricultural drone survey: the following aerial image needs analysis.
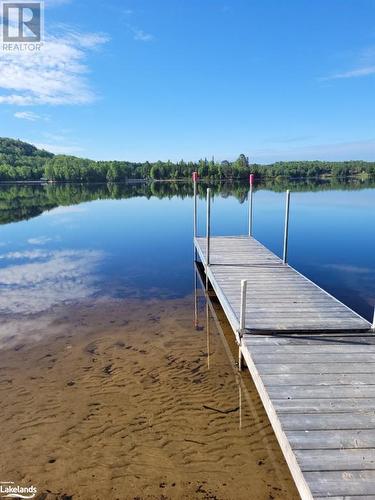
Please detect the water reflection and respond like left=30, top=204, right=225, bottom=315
left=193, top=262, right=298, bottom=495
left=1, top=178, right=375, bottom=226
left=28, top=236, right=54, bottom=245
left=0, top=248, right=103, bottom=315
left=0, top=179, right=373, bottom=324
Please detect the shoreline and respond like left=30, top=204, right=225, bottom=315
left=0, top=172, right=373, bottom=186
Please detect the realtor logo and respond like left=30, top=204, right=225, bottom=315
left=0, top=481, right=37, bottom=498
left=1, top=1, right=43, bottom=42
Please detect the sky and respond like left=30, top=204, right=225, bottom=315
left=0, top=0, right=374, bottom=163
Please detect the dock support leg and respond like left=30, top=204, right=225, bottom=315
left=248, top=181, right=253, bottom=237
left=283, top=190, right=291, bottom=264
left=238, top=384, right=242, bottom=430
left=238, top=279, right=247, bottom=371
left=193, top=176, right=197, bottom=240
left=193, top=174, right=198, bottom=261
left=240, top=279, right=248, bottom=332
left=238, top=346, right=243, bottom=371
left=205, top=188, right=211, bottom=291
left=194, top=269, right=199, bottom=330
left=206, top=299, right=210, bottom=369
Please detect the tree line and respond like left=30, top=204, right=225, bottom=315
left=1, top=138, right=375, bottom=182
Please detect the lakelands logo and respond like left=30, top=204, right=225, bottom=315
left=0, top=482, right=37, bottom=499
left=1, top=1, right=44, bottom=51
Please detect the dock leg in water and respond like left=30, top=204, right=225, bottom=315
left=205, top=188, right=211, bottom=291
left=206, top=299, right=210, bottom=369
left=193, top=172, right=198, bottom=261
left=238, top=384, right=242, bottom=430
left=283, top=190, right=291, bottom=264
left=238, top=346, right=243, bottom=371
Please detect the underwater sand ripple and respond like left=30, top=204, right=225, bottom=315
left=0, top=298, right=298, bottom=500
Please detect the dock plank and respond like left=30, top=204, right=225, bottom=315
left=296, top=449, right=375, bottom=471
left=287, top=429, right=375, bottom=450
left=262, top=373, right=375, bottom=386
left=280, top=413, right=375, bottom=431
left=305, top=471, right=375, bottom=497
left=267, top=385, right=375, bottom=398
left=286, top=429, right=375, bottom=456
left=257, top=363, right=375, bottom=374
left=248, top=353, right=375, bottom=363
left=243, top=335, right=375, bottom=346
left=273, top=398, right=375, bottom=413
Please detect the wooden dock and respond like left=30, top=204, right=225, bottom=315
left=195, top=236, right=371, bottom=334
left=192, top=183, right=375, bottom=499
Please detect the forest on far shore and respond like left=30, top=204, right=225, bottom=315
left=1, top=137, right=375, bottom=182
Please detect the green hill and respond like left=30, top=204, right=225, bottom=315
left=0, top=138, right=53, bottom=180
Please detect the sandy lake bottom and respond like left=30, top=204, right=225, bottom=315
left=0, top=295, right=299, bottom=500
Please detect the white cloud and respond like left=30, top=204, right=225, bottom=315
left=65, top=30, right=109, bottom=48
left=132, top=28, right=154, bottom=42
left=323, top=46, right=375, bottom=80
left=45, top=0, right=71, bottom=6
left=30, top=142, right=84, bottom=155
left=23, top=130, right=83, bottom=155
left=14, top=111, right=42, bottom=121
left=0, top=28, right=109, bottom=106
left=42, top=132, right=65, bottom=142
left=251, top=139, right=375, bottom=163
left=324, top=66, right=375, bottom=80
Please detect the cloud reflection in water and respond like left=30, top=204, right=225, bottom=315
left=0, top=249, right=104, bottom=315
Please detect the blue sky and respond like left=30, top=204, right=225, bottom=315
left=0, top=0, right=374, bottom=163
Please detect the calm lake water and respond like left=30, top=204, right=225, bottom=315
left=0, top=179, right=374, bottom=500
left=0, top=180, right=374, bottom=320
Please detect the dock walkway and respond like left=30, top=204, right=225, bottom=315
left=194, top=234, right=375, bottom=499
left=195, top=236, right=371, bottom=334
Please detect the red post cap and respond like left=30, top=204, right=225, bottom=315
left=192, top=172, right=199, bottom=182
left=249, top=174, right=255, bottom=186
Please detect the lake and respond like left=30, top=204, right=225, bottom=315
left=0, top=179, right=374, bottom=500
